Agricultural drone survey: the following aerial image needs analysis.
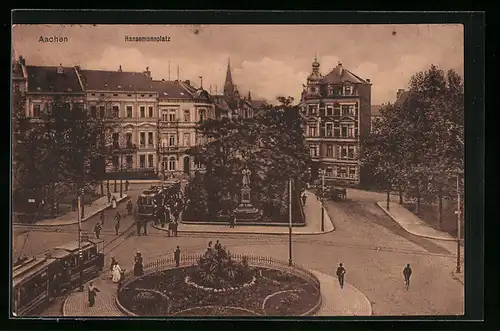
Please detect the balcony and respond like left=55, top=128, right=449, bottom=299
left=159, top=146, right=187, bottom=154
left=111, top=143, right=138, bottom=153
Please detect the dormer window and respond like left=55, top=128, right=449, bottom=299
left=310, top=87, right=316, bottom=93
left=343, top=85, right=353, bottom=95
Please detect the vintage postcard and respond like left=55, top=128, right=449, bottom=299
left=11, top=21, right=469, bottom=319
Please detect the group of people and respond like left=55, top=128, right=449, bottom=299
left=335, top=263, right=413, bottom=291
left=94, top=210, right=125, bottom=239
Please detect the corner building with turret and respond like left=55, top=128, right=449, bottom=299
left=300, top=58, right=372, bottom=186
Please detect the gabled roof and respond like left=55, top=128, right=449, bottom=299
left=151, top=80, right=194, bottom=99
left=250, top=99, right=268, bottom=110
left=395, top=91, right=409, bottom=107
left=80, top=69, right=156, bottom=92
left=26, top=65, right=84, bottom=93
left=323, top=67, right=370, bottom=85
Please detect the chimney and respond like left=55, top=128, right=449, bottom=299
left=161, top=78, right=165, bottom=82
left=337, top=61, right=343, bottom=76
left=366, top=78, right=371, bottom=83
left=19, top=56, right=25, bottom=65
left=397, top=88, right=405, bottom=99
left=143, top=66, right=151, bottom=78
left=75, top=65, right=81, bottom=71
left=56, top=63, right=64, bottom=74
left=118, top=65, right=122, bottom=72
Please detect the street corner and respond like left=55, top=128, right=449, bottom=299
left=312, top=270, right=372, bottom=316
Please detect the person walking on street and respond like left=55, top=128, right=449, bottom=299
left=109, top=257, right=118, bottom=279
left=336, top=263, right=346, bottom=289
left=133, top=252, right=144, bottom=277
left=215, top=240, right=222, bottom=251
left=88, top=282, right=100, bottom=307
left=301, top=194, right=307, bottom=205
left=229, top=213, right=236, bottom=228
left=403, top=264, right=412, bottom=291
left=125, top=180, right=130, bottom=192
left=93, top=222, right=102, bottom=239
left=127, top=200, right=133, bottom=216
left=174, top=246, right=181, bottom=267
left=107, top=191, right=111, bottom=204
left=172, top=221, right=178, bottom=237
left=111, top=196, right=117, bottom=209
left=142, top=219, right=148, bottom=236
left=100, top=211, right=105, bottom=225
left=114, top=212, right=121, bottom=235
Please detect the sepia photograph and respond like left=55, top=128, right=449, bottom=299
left=11, top=21, right=469, bottom=319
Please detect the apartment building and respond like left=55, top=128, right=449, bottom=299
left=300, top=58, right=372, bottom=186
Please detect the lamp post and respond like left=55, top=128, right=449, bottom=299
left=120, top=153, right=123, bottom=198
left=77, top=188, right=84, bottom=292
left=288, top=178, right=293, bottom=266
left=455, top=169, right=463, bottom=273
left=320, top=169, right=325, bottom=232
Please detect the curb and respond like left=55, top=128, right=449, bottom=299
left=376, top=202, right=455, bottom=242
left=152, top=223, right=335, bottom=236
left=27, top=195, right=130, bottom=228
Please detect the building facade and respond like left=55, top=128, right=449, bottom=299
left=300, top=58, right=372, bottom=186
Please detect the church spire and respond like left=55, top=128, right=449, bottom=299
left=224, top=58, right=235, bottom=99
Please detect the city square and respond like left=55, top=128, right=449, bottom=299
left=11, top=24, right=464, bottom=317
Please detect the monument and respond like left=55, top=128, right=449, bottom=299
left=233, top=168, right=261, bottom=222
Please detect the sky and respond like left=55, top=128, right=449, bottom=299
left=12, top=24, right=463, bottom=104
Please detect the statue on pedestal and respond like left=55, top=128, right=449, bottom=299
left=233, top=167, right=261, bottom=223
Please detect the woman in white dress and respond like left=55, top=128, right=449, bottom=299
left=112, top=263, right=122, bottom=283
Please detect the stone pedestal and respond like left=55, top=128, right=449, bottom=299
left=233, top=168, right=261, bottom=223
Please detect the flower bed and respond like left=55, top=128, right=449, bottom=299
left=118, top=266, right=320, bottom=316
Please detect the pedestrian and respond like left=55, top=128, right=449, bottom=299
left=301, top=194, right=307, bottom=205
left=136, top=219, right=142, bottom=236
left=336, top=263, right=346, bottom=289
left=215, top=240, right=222, bottom=251
left=100, top=211, right=105, bottom=225
left=403, top=264, right=412, bottom=290
left=125, top=180, right=130, bottom=192
left=107, top=191, right=111, bottom=204
left=172, top=221, right=178, bottom=237
left=111, top=196, right=117, bottom=209
left=109, top=257, right=118, bottom=279
left=229, top=213, right=236, bottom=228
left=94, top=222, right=102, bottom=239
left=112, top=263, right=122, bottom=283
left=133, top=251, right=144, bottom=277
left=114, top=212, right=121, bottom=235
left=142, top=219, right=148, bottom=236
left=88, top=282, right=100, bottom=307
left=174, top=246, right=181, bottom=267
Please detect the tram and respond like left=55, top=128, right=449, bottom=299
left=137, top=179, right=181, bottom=221
left=12, top=238, right=105, bottom=317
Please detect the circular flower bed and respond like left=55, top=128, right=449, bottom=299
left=117, top=246, right=320, bottom=316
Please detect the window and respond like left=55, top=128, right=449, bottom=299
left=326, top=123, right=333, bottom=137
left=112, top=155, right=119, bottom=169
left=139, top=155, right=146, bottom=168
left=169, top=134, right=175, bottom=146
left=199, top=109, right=206, bottom=122
left=327, top=145, right=334, bottom=158
left=169, top=110, right=176, bottom=122
left=342, top=105, right=354, bottom=117
left=308, top=105, right=317, bottom=115
left=328, top=85, right=334, bottom=96
left=341, top=146, right=347, bottom=159
left=99, top=106, right=105, bottom=118
left=334, top=123, right=340, bottom=137
left=148, top=132, right=154, bottom=147
left=127, top=94, right=132, bottom=97
left=169, top=157, right=176, bottom=171
left=90, top=105, right=97, bottom=118
left=140, top=106, right=145, bottom=118
left=326, top=106, right=333, bottom=116
left=184, top=133, right=190, bottom=146
left=148, top=154, right=154, bottom=168
left=338, top=166, right=347, bottom=178
left=126, top=155, right=133, bottom=169
left=161, top=111, right=168, bottom=122
left=140, top=132, right=145, bottom=147
left=309, top=146, right=317, bottom=157
left=126, top=106, right=132, bottom=117
left=354, top=127, right=358, bottom=138
left=184, top=110, right=190, bottom=122
left=148, top=106, right=154, bottom=118
left=308, top=126, right=317, bottom=137
left=326, top=167, right=333, bottom=176
left=112, top=106, right=119, bottom=118
left=348, top=146, right=355, bottom=159
left=126, top=133, right=133, bottom=148
left=348, top=126, right=354, bottom=137
left=310, top=87, right=316, bottom=93
left=344, top=85, right=353, bottom=95
left=33, top=104, right=41, bottom=118
left=112, top=133, right=119, bottom=148
left=341, top=125, right=348, bottom=137
left=333, top=105, right=341, bottom=116
left=348, top=167, right=357, bottom=178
